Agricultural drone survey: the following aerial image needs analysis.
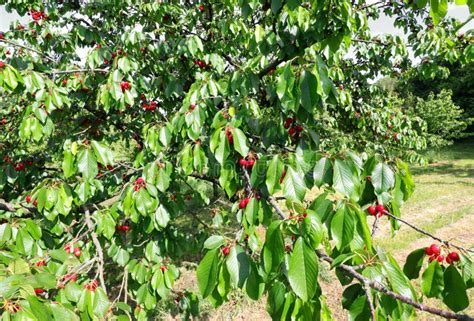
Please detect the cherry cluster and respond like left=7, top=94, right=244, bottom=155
left=133, top=177, right=146, bottom=191
left=30, top=10, right=47, bottom=21
left=143, top=101, right=157, bottom=111
left=194, top=59, right=207, bottom=69
left=25, top=195, right=38, bottom=207
left=425, top=244, right=461, bottom=264
left=84, top=279, right=99, bottom=292
left=367, top=204, right=386, bottom=217
left=116, top=224, right=130, bottom=232
left=239, top=157, right=255, bottom=168
left=284, top=118, right=303, bottom=139
left=64, top=244, right=81, bottom=257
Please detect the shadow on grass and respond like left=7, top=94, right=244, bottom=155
left=411, top=163, right=474, bottom=178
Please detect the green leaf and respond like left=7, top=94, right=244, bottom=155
left=262, top=221, right=285, bottom=276
left=300, top=70, right=319, bottom=112
left=267, top=281, right=286, bottom=320
left=155, top=205, right=170, bottom=228
left=215, top=130, right=230, bottom=165
left=226, top=245, right=251, bottom=288
left=93, top=287, right=110, bottom=317
left=443, top=265, right=469, bottom=312
left=197, top=249, right=220, bottom=298
left=430, top=0, right=448, bottom=25
left=313, top=157, right=332, bottom=188
left=91, top=141, right=114, bottom=166
left=232, top=128, right=249, bottom=157
left=283, top=167, right=307, bottom=202
left=330, top=205, right=355, bottom=250
left=403, top=248, right=426, bottom=280
left=204, top=235, right=226, bottom=250
left=77, top=148, right=98, bottom=180
left=62, top=150, right=75, bottom=178
left=371, top=163, right=395, bottom=194
left=266, top=155, right=284, bottom=195
left=421, top=260, right=444, bottom=298
left=333, top=159, right=359, bottom=200
left=277, top=63, right=295, bottom=99
left=383, top=254, right=417, bottom=300
left=27, top=295, right=53, bottom=321
left=288, top=238, right=318, bottom=301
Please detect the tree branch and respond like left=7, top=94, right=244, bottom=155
left=382, top=210, right=474, bottom=254
left=316, top=249, right=474, bottom=321
left=0, top=38, right=56, bottom=62
left=84, top=209, right=107, bottom=294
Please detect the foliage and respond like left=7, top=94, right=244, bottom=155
left=406, top=90, right=468, bottom=149
left=0, top=0, right=473, bottom=320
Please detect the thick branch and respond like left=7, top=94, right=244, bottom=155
left=84, top=209, right=107, bottom=294
left=316, top=249, right=474, bottom=321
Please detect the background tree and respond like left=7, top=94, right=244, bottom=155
left=0, top=1, right=473, bottom=320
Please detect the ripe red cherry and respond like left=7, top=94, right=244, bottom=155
left=295, top=125, right=303, bottom=133
left=120, top=225, right=130, bottom=232
left=446, top=256, right=453, bottom=264
left=288, top=127, right=296, bottom=136
left=226, top=129, right=233, bottom=144
left=284, top=117, right=294, bottom=129
left=425, top=247, right=433, bottom=256
left=368, top=206, right=377, bottom=216
left=36, top=259, right=46, bottom=267
left=429, top=244, right=441, bottom=256
left=437, top=255, right=444, bottom=263
left=0, top=61, right=5, bottom=69
left=34, top=288, right=44, bottom=295
left=160, top=265, right=167, bottom=272
left=239, top=158, right=248, bottom=166
left=25, top=195, right=32, bottom=203
left=64, top=244, right=72, bottom=253
left=33, top=199, right=38, bottom=207
left=73, top=247, right=81, bottom=257
left=0, top=32, right=4, bottom=40
left=447, top=252, right=460, bottom=262
left=190, top=103, right=196, bottom=110
left=239, top=198, right=250, bottom=209
left=375, top=204, right=385, bottom=214
left=247, top=159, right=255, bottom=167
left=198, top=4, right=205, bottom=12
left=120, top=81, right=131, bottom=92
left=221, top=246, right=230, bottom=256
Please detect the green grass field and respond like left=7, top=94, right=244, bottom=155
left=164, top=139, right=474, bottom=320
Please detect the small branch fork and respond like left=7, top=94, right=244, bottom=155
left=0, top=38, right=56, bottom=62
left=265, top=198, right=474, bottom=321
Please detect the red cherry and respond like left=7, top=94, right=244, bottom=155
left=226, top=129, right=233, bottom=144
left=247, top=159, right=255, bottom=167
left=429, top=244, right=441, bottom=256
left=64, top=273, right=77, bottom=283
left=375, top=204, right=385, bottom=214
left=303, top=212, right=308, bottom=218
left=73, top=247, right=81, bottom=257
left=120, top=81, right=131, bottom=92
left=33, top=199, right=38, bottom=207
left=0, top=32, right=4, bottom=40
left=221, top=246, right=230, bottom=256
left=64, top=244, right=72, bottom=253
left=26, top=195, right=32, bottom=203
left=448, top=252, right=460, bottom=262
left=425, top=247, right=433, bottom=256
left=437, top=255, right=444, bottom=263
left=446, top=256, right=453, bottom=264
left=36, top=259, right=46, bottom=267
left=288, top=127, right=296, bottom=136
left=284, top=117, right=294, bottom=129
left=291, top=235, right=296, bottom=241
left=34, top=288, right=44, bottom=295
left=198, top=4, right=205, bottom=12
left=368, top=206, right=377, bottom=216
left=239, top=198, right=250, bottom=209
left=160, top=265, right=167, bottom=272
left=428, top=255, right=437, bottom=262
left=239, top=158, right=248, bottom=166
left=295, top=125, right=303, bottom=133
left=1, top=117, right=6, bottom=124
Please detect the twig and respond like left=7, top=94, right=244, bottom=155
left=49, top=68, right=109, bottom=75
left=364, top=282, right=376, bottom=321
left=0, top=38, right=56, bottom=62
left=382, top=210, right=474, bottom=253
left=371, top=215, right=379, bottom=238
left=113, top=267, right=128, bottom=305
left=316, top=249, right=474, bottom=321
left=84, top=209, right=107, bottom=294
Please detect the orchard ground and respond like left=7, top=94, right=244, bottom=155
left=156, top=138, right=474, bottom=321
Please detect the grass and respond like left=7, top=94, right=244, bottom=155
left=163, top=139, right=474, bottom=320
